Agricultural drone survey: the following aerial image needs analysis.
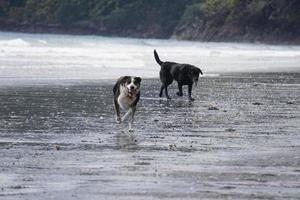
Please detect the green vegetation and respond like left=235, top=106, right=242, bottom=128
left=0, top=0, right=299, bottom=43
left=176, top=0, right=300, bottom=43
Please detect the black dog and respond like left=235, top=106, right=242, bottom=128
left=154, top=50, right=203, bottom=101
left=113, top=76, right=141, bottom=132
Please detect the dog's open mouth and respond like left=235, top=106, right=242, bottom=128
left=127, top=89, right=135, bottom=97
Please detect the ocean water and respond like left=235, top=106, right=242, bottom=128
left=0, top=31, right=299, bottom=81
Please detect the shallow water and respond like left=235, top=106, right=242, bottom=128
left=0, top=31, right=300, bottom=82
left=0, top=73, right=299, bottom=199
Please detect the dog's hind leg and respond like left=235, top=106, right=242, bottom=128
left=159, top=85, right=164, bottom=97
left=164, top=84, right=171, bottom=99
left=176, top=83, right=183, bottom=96
left=188, top=84, right=195, bottom=101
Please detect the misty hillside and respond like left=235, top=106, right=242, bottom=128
left=0, top=0, right=299, bottom=44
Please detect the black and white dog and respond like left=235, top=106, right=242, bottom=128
left=154, top=50, right=203, bottom=101
left=113, top=76, right=141, bottom=132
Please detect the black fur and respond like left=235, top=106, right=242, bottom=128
left=154, top=50, right=203, bottom=101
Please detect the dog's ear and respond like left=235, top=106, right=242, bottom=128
left=121, top=76, right=131, bottom=84
left=135, top=77, right=142, bottom=83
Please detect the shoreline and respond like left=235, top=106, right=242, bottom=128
left=1, top=24, right=300, bottom=46
left=0, top=72, right=299, bottom=87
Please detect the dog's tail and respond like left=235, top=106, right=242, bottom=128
left=199, top=68, right=203, bottom=75
left=154, top=49, right=163, bottom=66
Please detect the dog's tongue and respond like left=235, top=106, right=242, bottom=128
left=128, top=90, right=133, bottom=97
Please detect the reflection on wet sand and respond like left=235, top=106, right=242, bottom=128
left=115, top=131, right=138, bottom=150
left=0, top=73, right=300, bottom=199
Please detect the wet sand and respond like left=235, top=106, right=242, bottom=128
left=0, top=73, right=300, bottom=199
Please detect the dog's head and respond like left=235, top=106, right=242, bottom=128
left=122, top=76, right=142, bottom=97
left=188, top=66, right=203, bottom=86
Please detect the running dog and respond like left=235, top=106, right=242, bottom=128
left=154, top=50, right=203, bottom=101
left=113, top=76, right=141, bottom=132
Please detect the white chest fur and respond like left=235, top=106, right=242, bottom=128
left=118, top=86, right=136, bottom=110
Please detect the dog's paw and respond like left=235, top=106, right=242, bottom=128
left=189, top=97, right=195, bottom=101
left=176, top=91, right=183, bottom=96
left=116, top=117, right=122, bottom=123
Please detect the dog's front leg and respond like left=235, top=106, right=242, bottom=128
left=114, top=99, right=122, bottom=123
left=176, top=83, right=183, bottom=96
left=188, top=84, right=195, bottom=101
left=122, top=108, right=132, bottom=122
left=128, top=107, right=136, bottom=132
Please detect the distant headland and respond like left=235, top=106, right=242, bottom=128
left=1, top=0, right=299, bottom=44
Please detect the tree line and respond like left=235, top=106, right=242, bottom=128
left=0, top=0, right=299, bottom=43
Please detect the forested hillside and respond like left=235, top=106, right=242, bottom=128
left=0, top=0, right=299, bottom=44
left=174, top=0, right=300, bottom=43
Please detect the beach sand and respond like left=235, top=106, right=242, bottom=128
left=0, top=73, right=299, bottom=199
